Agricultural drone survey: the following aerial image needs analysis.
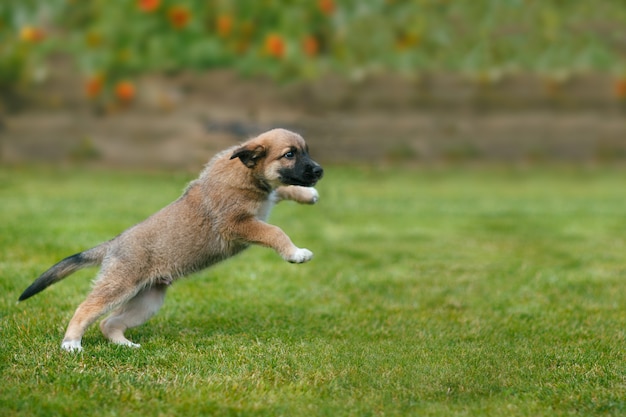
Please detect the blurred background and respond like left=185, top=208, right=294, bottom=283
left=1, top=0, right=626, bottom=168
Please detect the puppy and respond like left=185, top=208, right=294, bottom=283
left=18, top=128, right=323, bottom=352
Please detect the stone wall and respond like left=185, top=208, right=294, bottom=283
left=2, top=69, right=625, bottom=168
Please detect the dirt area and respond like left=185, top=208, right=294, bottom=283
left=2, top=69, right=626, bottom=169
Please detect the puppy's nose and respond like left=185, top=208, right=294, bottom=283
left=312, top=165, right=324, bottom=179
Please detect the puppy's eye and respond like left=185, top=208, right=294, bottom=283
left=283, top=151, right=295, bottom=159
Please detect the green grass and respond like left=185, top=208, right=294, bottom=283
left=1, top=165, right=626, bottom=416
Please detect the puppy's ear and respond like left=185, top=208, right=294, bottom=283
left=230, top=144, right=266, bottom=168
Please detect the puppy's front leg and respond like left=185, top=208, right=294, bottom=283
left=234, top=219, right=313, bottom=263
left=274, top=186, right=319, bottom=205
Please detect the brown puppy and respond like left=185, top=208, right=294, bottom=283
left=18, top=128, right=323, bottom=352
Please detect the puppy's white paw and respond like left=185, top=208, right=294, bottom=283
left=116, top=340, right=141, bottom=349
left=286, top=248, right=313, bottom=263
left=305, top=188, right=319, bottom=204
left=61, top=340, right=83, bottom=352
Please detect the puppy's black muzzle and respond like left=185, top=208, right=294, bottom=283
left=298, top=160, right=323, bottom=187
left=306, top=163, right=324, bottom=184
left=280, top=159, right=324, bottom=187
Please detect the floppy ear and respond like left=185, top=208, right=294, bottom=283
left=230, top=144, right=266, bottom=168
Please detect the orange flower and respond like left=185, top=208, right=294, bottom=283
left=318, top=0, right=335, bottom=16
left=168, top=6, right=191, bottom=29
left=216, top=14, right=233, bottom=37
left=115, top=81, right=135, bottom=102
left=264, top=34, right=285, bottom=58
left=20, top=26, right=45, bottom=43
left=302, top=35, right=319, bottom=57
left=138, top=0, right=160, bottom=12
left=615, top=78, right=626, bottom=99
left=85, top=75, right=104, bottom=98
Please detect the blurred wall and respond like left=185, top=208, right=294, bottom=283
left=2, top=68, right=625, bottom=168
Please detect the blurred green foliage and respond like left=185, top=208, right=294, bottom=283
left=1, top=0, right=626, bottom=101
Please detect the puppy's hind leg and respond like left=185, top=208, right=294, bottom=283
left=62, top=280, right=142, bottom=352
left=100, top=284, right=168, bottom=348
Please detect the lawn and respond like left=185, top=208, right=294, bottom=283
left=1, top=164, right=625, bottom=416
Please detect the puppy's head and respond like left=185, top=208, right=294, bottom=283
left=230, top=129, right=323, bottom=190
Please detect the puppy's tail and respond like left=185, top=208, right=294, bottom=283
left=18, top=244, right=108, bottom=302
